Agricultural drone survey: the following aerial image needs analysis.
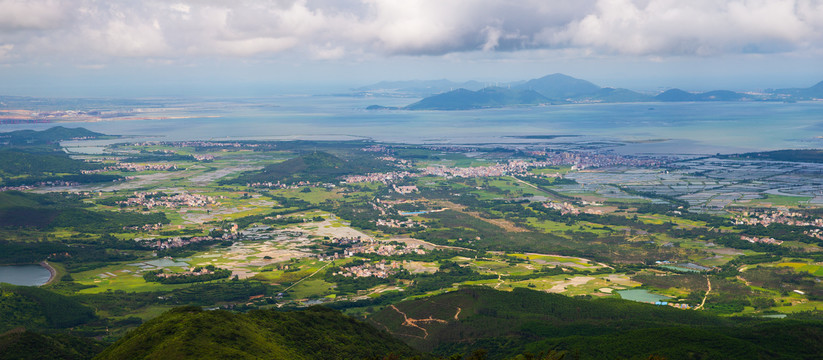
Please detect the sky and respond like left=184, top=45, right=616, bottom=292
left=1, top=0, right=822, bottom=96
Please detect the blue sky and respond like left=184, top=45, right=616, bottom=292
left=1, top=0, right=822, bottom=96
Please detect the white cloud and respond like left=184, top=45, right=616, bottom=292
left=553, top=0, right=821, bottom=55
left=0, top=0, right=68, bottom=31
left=0, top=43, right=13, bottom=60
left=0, top=0, right=820, bottom=64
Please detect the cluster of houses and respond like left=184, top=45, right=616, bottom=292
left=0, top=180, right=80, bottom=192
left=807, top=228, right=823, bottom=241
left=153, top=266, right=222, bottom=279
left=525, top=150, right=670, bottom=169
left=740, top=235, right=784, bottom=245
left=119, top=191, right=218, bottom=208
left=376, top=218, right=427, bottom=229
left=733, top=209, right=823, bottom=228
left=247, top=180, right=336, bottom=189
left=542, top=201, right=603, bottom=215
left=334, top=260, right=401, bottom=278
left=653, top=301, right=691, bottom=309
left=123, top=222, right=166, bottom=232
left=319, top=236, right=426, bottom=261
left=343, top=171, right=415, bottom=184
left=140, top=231, right=238, bottom=250
left=82, top=162, right=179, bottom=174
left=134, top=141, right=264, bottom=149
left=392, top=184, right=418, bottom=194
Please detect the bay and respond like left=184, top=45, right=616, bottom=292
left=2, top=96, right=821, bottom=154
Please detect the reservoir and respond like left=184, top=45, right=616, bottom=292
left=617, top=289, right=672, bottom=303
left=0, top=264, right=52, bottom=286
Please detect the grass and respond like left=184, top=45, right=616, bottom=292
left=530, top=166, right=573, bottom=175
left=270, top=187, right=342, bottom=204
left=772, top=301, right=823, bottom=313
left=288, top=278, right=335, bottom=299
left=508, top=253, right=602, bottom=269
left=743, top=194, right=813, bottom=207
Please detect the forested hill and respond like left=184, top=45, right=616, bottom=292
left=404, top=87, right=549, bottom=110
left=94, top=306, right=417, bottom=360
left=368, top=287, right=823, bottom=359
left=222, top=151, right=395, bottom=185
left=0, top=127, right=121, bottom=186
left=5, top=287, right=823, bottom=359
left=0, top=126, right=107, bottom=147
left=366, top=73, right=823, bottom=110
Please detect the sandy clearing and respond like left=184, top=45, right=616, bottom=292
left=546, top=276, right=595, bottom=293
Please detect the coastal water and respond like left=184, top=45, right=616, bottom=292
left=5, top=96, right=823, bottom=154
left=0, top=264, right=52, bottom=286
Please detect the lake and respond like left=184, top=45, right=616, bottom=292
left=0, top=264, right=52, bottom=286
left=617, top=289, right=672, bottom=303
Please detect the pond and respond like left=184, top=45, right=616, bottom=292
left=0, top=264, right=52, bottom=286
left=617, top=289, right=672, bottom=303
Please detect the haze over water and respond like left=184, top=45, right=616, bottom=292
left=29, top=96, right=823, bottom=155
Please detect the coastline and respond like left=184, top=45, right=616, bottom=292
left=40, top=261, right=57, bottom=286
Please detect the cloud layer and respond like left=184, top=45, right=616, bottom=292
left=0, top=0, right=821, bottom=64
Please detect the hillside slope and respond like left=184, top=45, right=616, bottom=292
left=368, top=287, right=823, bottom=359
left=404, top=87, right=549, bottom=110
left=95, top=306, right=417, bottom=360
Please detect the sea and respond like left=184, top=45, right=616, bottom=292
left=2, top=96, right=823, bottom=155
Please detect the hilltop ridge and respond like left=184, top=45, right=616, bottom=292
left=365, top=74, right=823, bottom=110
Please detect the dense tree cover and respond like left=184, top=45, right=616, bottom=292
left=415, top=210, right=567, bottom=253
left=738, top=223, right=822, bottom=245
left=369, top=287, right=823, bottom=359
left=95, top=306, right=417, bottom=360
left=0, top=150, right=117, bottom=186
left=142, top=266, right=232, bottom=284
left=228, top=208, right=322, bottom=230
left=222, top=151, right=395, bottom=185
left=160, top=281, right=272, bottom=306
left=0, top=126, right=105, bottom=147
left=0, top=284, right=97, bottom=332
left=0, top=191, right=168, bottom=233
left=723, top=149, right=823, bottom=163
left=325, top=260, right=495, bottom=296
left=0, top=328, right=106, bottom=360
left=0, top=240, right=141, bottom=271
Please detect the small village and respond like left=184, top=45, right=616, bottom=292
left=334, top=260, right=402, bottom=279
left=119, top=191, right=219, bottom=208
left=733, top=209, right=823, bottom=228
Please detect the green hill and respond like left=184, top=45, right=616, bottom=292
left=514, top=73, right=602, bottom=101
left=368, top=287, right=823, bottom=359
left=0, top=328, right=106, bottom=360
left=0, top=191, right=168, bottom=232
left=0, top=150, right=110, bottom=186
left=655, top=89, right=748, bottom=102
left=723, top=149, right=823, bottom=163
left=578, top=87, right=653, bottom=103
left=0, top=284, right=97, bottom=333
left=223, top=151, right=394, bottom=185
left=95, top=306, right=417, bottom=360
left=404, top=87, right=549, bottom=110
left=654, top=89, right=698, bottom=102
left=0, top=126, right=106, bottom=147
left=770, top=80, right=823, bottom=99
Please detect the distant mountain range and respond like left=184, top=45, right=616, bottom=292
left=351, top=79, right=486, bottom=97
left=363, top=73, right=823, bottom=110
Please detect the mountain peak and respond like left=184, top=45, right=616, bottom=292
left=515, top=73, right=601, bottom=100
